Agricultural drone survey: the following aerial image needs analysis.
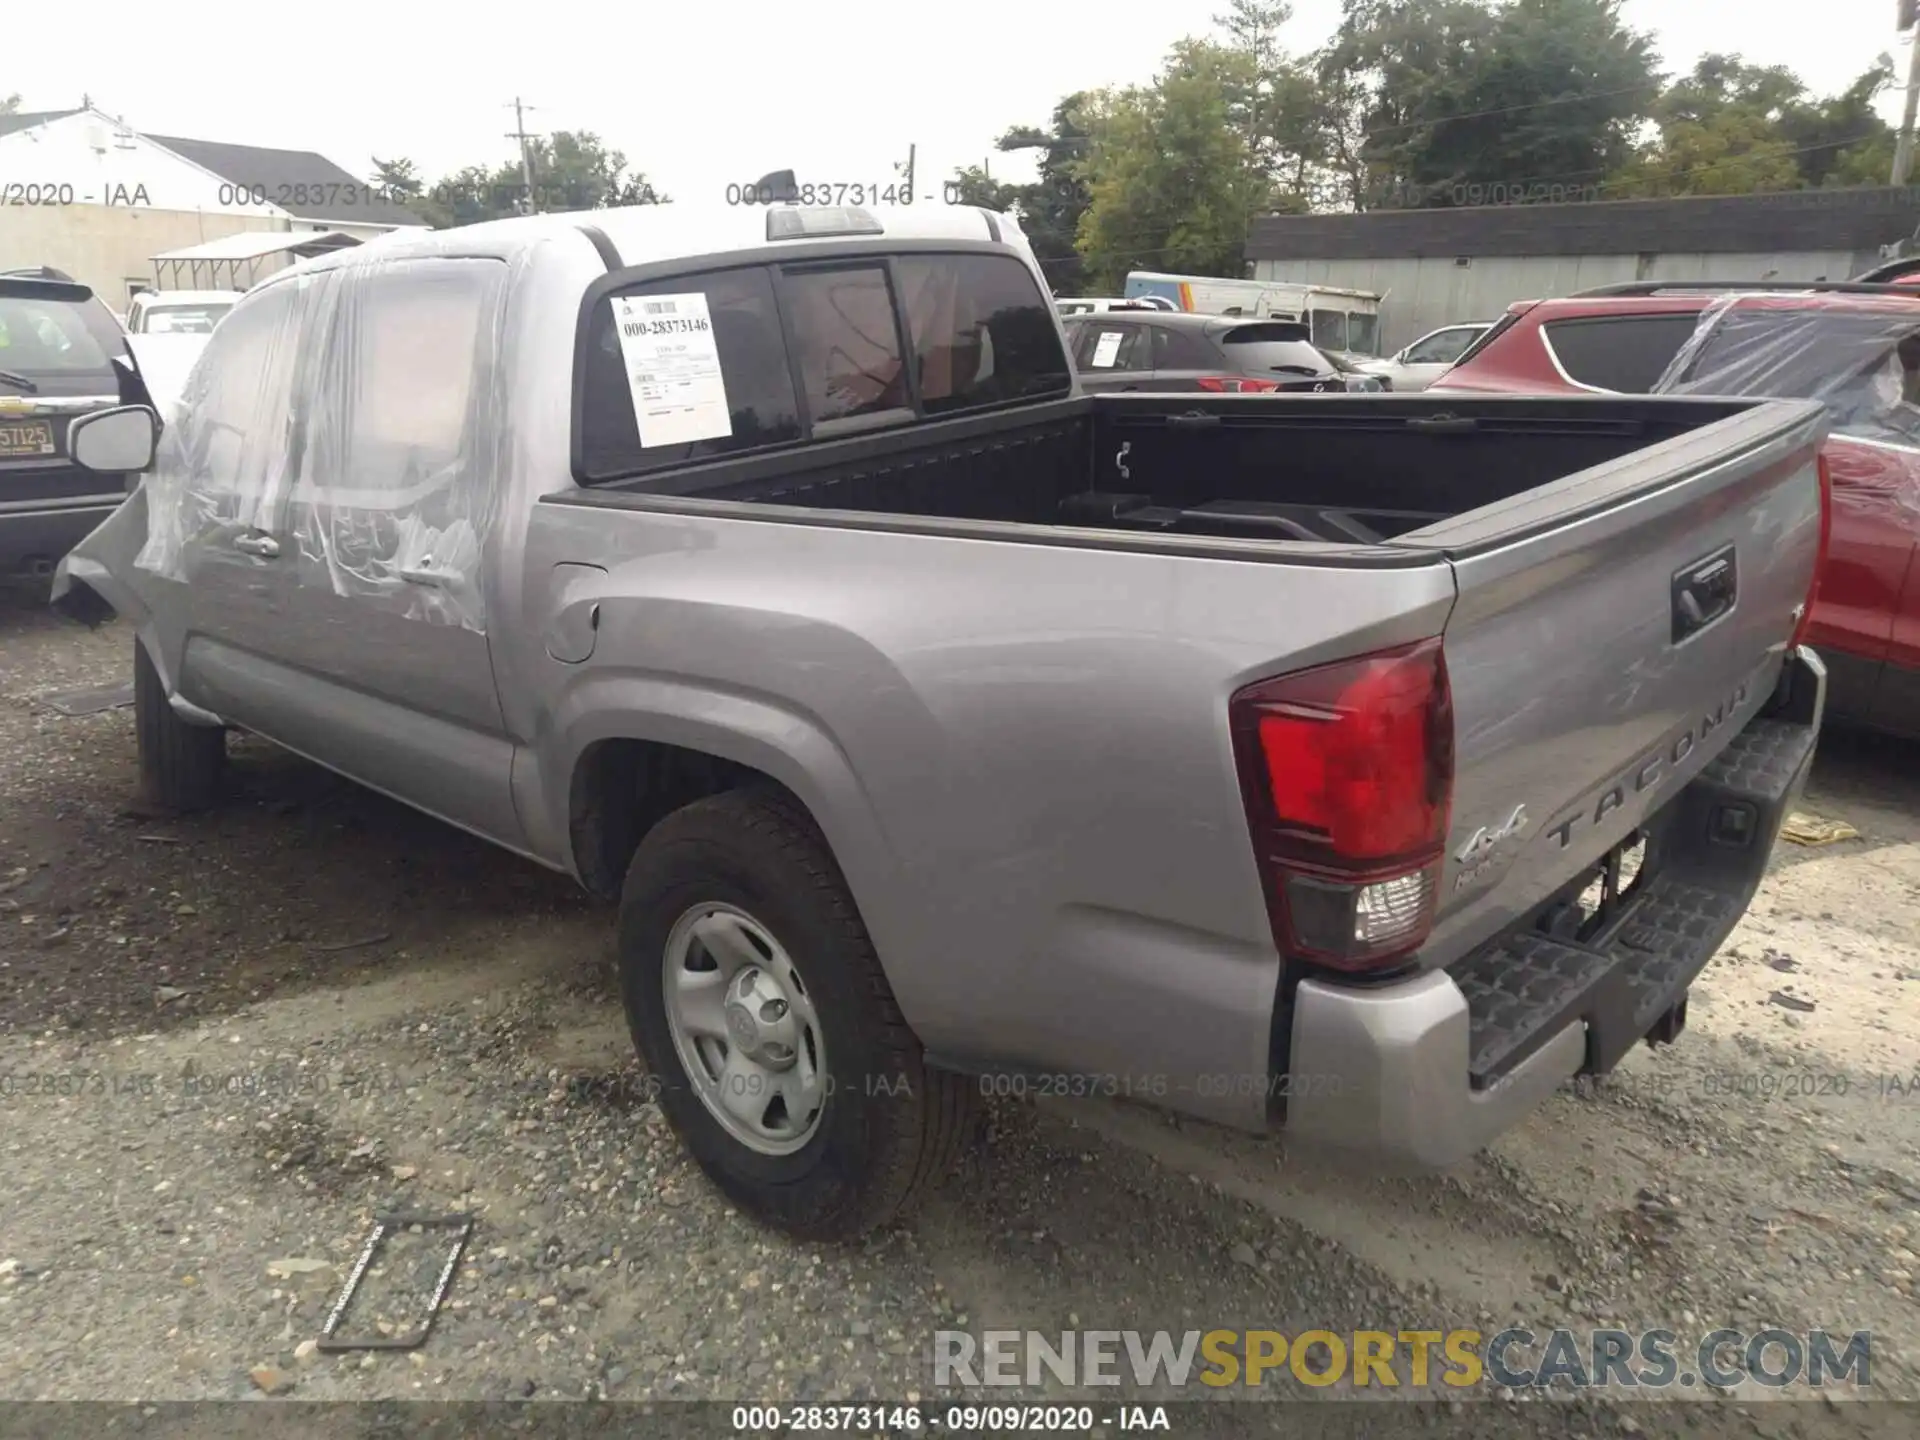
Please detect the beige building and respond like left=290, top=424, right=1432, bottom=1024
left=0, top=106, right=426, bottom=308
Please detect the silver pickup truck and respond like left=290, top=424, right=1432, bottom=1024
left=52, top=203, right=1830, bottom=1240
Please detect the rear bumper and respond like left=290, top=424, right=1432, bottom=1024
left=1282, top=646, right=1825, bottom=1169
left=0, top=500, right=120, bottom=577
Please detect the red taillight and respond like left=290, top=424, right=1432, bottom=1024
left=1197, top=375, right=1281, bottom=393
left=1230, top=638, right=1455, bottom=973
left=1789, top=451, right=1832, bottom=650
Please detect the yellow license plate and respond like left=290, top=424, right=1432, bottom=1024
left=0, top=419, right=55, bottom=458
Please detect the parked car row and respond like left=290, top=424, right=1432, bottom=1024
left=1061, top=311, right=1387, bottom=393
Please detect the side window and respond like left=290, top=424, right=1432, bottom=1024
left=779, top=264, right=909, bottom=428
left=1406, top=329, right=1472, bottom=365
left=293, top=257, right=508, bottom=631
left=1082, top=324, right=1148, bottom=371
left=1152, top=326, right=1216, bottom=370
left=893, top=253, right=1070, bottom=415
left=132, top=277, right=317, bottom=581
left=1067, top=320, right=1098, bottom=366
left=578, top=265, right=801, bottom=481
left=1309, top=309, right=1348, bottom=351
left=1541, top=314, right=1701, bottom=392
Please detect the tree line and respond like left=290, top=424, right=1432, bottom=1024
left=945, top=0, right=1905, bottom=292
left=368, top=132, right=667, bottom=228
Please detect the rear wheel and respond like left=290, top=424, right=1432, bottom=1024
left=133, top=639, right=225, bottom=812
left=618, top=788, right=975, bottom=1238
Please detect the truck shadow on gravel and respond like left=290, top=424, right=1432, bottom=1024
left=0, top=597, right=600, bottom=1038
left=0, top=727, right=603, bottom=1037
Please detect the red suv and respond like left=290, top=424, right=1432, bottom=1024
left=1433, top=281, right=1920, bottom=741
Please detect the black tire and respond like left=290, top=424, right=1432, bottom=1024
left=618, top=788, right=975, bottom=1239
left=133, top=638, right=226, bottom=812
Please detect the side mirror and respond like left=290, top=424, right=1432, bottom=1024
left=68, top=405, right=159, bottom=474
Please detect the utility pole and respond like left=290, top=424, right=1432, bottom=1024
left=506, top=98, right=542, bottom=213
left=896, top=144, right=917, bottom=201
left=1895, top=4, right=1920, bottom=186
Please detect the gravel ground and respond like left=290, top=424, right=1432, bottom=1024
left=1, top=586, right=1916, bottom=1438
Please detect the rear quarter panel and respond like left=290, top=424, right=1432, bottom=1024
left=517, top=500, right=1456, bottom=1129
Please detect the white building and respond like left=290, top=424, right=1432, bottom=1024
left=0, top=105, right=427, bottom=307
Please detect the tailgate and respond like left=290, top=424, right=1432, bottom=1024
left=1398, top=396, right=1828, bottom=969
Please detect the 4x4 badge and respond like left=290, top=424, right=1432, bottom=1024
left=1456, top=804, right=1529, bottom=866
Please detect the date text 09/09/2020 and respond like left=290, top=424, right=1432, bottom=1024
left=731, top=1405, right=1168, bottom=1433
left=724, top=181, right=977, bottom=208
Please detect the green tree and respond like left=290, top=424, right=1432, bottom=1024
left=1316, top=0, right=1658, bottom=207
left=1606, top=110, right=1803, bottom=197
left=1781, top=56, right=1897, bottom=187
left=944, top=163, right=1020, bottom=212
left=1603, top=52, right=1886, bottom=198
left=1, top=93, right=19, bottom=116
left=1076, top=41, right=1270, bottom=289
left=369, top=156, right=424, bottom=199
left=528, top=130, right=667, bottom=211
left=997, top=96, right=1096, bottom=293
left=411, top=131, right=667, bottom=229
left=1213, top=0, right=1295, bottom=157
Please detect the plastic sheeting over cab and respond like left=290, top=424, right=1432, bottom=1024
left=133, top=254, right=513, bottom=633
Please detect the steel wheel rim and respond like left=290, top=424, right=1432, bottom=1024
left=661, top=901, right=828, bottom=1156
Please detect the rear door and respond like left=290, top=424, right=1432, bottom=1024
left=1073, top=320, right=1154, bottom=392
left=1805, top=438, right=1913, bottom=722
left=1148, top=323, right=1218, bottom=391
left=262, top=255, right=522, bottom=846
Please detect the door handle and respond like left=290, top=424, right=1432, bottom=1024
left=232, top=534, right=280, bottom=558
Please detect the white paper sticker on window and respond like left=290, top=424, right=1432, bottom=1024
left=611, top=293, right=733, bottom=447
left=1090, top=330, right=1125, bottom=368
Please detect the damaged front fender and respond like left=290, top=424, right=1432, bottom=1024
left=50, top=485, right=150, bottom=629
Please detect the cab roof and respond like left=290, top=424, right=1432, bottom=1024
left=280, top=202, right=1019, bottom=275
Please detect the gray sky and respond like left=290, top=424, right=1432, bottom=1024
left=15, top=0, right=1914, bottom=200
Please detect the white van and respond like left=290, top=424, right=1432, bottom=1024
left=1054, top=297, right=1159, bottom=316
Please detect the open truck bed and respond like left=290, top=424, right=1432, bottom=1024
left=571, top=392, right=1761, bottom=550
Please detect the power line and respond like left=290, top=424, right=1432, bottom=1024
left=505, top=98, right=542, bottom=214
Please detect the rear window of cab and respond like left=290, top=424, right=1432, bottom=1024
left=576, top=250, right=1071, bottom=483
